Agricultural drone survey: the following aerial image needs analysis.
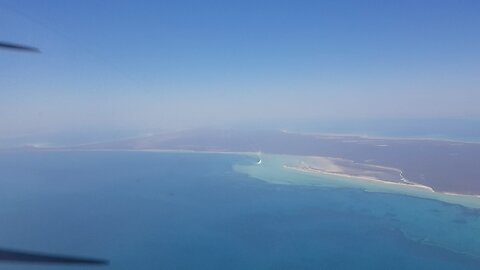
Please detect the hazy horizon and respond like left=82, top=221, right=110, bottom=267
left=1, top=0, right=480, bottom=139
left=3, top=2, right=480, bottom=268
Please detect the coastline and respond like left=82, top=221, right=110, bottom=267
left=11, top=147, right=480, bottom=209
left=280, top=129, right=480, bottom=145
left=20, top=147, right=260, bottom=156
left=233, top=153, right=480, bottom=209
left=9, top=128, right=480, bottom=194
left=4, top=147, right=480, bottom=266
left=293, top=156, right=408, bottom=184
left=284, top=165, right=435, bottom=192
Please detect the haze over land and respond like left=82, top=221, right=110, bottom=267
left=2, top=0, right=480, bottom=199
left=43, top=128, right=479, bottom=196
left=3, top=1, right=480, bottom=268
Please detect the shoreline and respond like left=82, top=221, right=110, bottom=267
left=284, top=165, right=436, bottom=193
left=233, top=153, right=480, bottom=209
left=11, top=147, right=259, bottom=155
left=297, top=156, right=410, bottom=184
left=6, top=148, right=480, bottom=206
left=280, top=129, right=480, bottom=145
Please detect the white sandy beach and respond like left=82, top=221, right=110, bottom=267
left=233, top=153, right=480, bottom=209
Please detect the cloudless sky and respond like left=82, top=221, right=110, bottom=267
left=1, top=0, right=480, bottom=139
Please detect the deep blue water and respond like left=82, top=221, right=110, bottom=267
left=0, top=151, right=479, bottom=269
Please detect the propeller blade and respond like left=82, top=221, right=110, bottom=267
left=0, top=248, right=108, bottom=265
left=0, top=41, right=40, bottom=53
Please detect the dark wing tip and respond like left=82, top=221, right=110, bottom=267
left=0, top=41, right=40, bottom=53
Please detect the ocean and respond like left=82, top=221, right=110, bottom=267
left=0, top=151, right=479, bottom=269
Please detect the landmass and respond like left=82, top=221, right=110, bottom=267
left=20, top=128, right=480, bottom=196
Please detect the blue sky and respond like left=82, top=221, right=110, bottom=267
left=1, top=0, right=480, bottom=137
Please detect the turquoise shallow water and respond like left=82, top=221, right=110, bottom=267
left=0, top=151, right=479, bottom=269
